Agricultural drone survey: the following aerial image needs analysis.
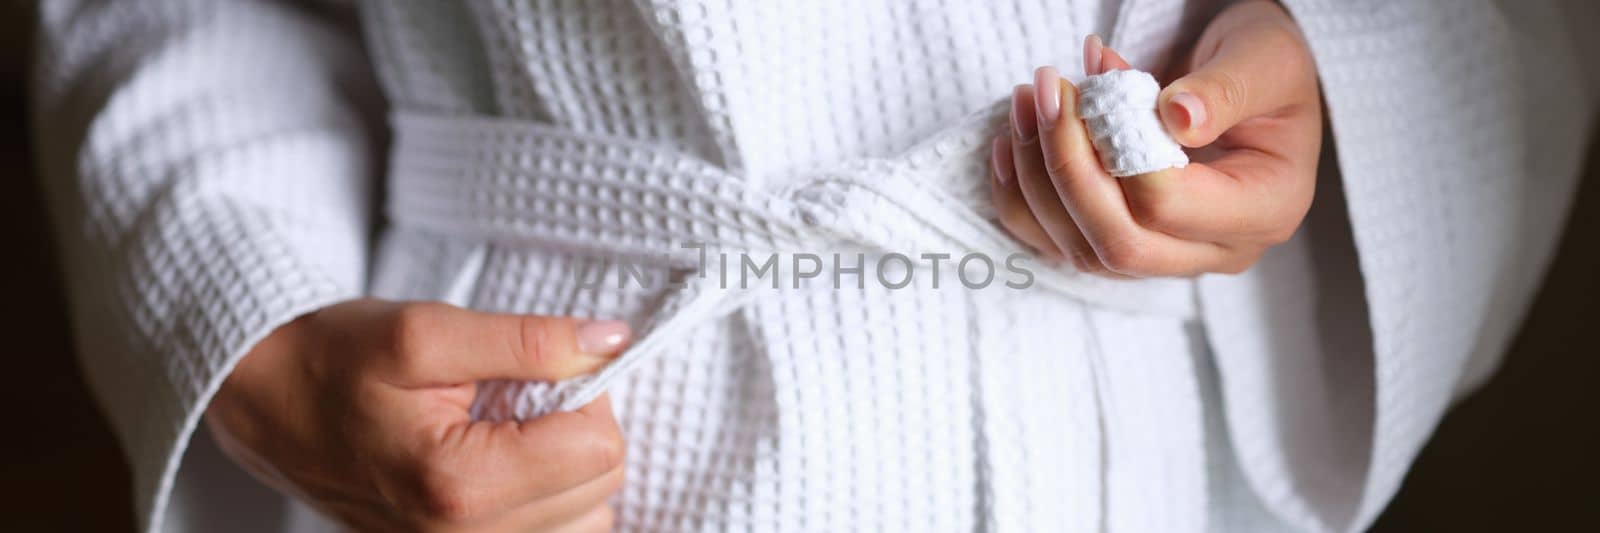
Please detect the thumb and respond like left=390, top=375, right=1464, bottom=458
left=371, top=395, right=626, bottom=522
left=1157, top=10, right=1313, bottom=147
left=378, top=302, right=633, bottom=386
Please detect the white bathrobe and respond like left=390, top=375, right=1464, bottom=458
left=32, top=0, right=1598, bottom=532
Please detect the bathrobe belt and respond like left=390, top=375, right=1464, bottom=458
left=385, top=109, right=1197, bottom=418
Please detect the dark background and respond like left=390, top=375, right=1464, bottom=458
left=2, top=3, right=1595, bottom=531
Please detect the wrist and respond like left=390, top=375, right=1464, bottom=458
left=205, top=306, right=329, bottom=454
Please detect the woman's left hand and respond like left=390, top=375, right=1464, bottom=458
left=991, top=0, right=1321, bottom=277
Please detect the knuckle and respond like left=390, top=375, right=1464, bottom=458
left=388, top=303, right=445, bottom=360
left=1126, top=187, right=1183, bottom=234
left=592, top=507, right=617, bottom=532
left=1215, top=260, right=1249, bottom=275
left=417, top=489, right=475, bottom=524
left=566, top=417, right=628, bottom=476
left=1044, top=158, right=1079, bottom=184
left=601, top=467, right=627, bottom=495
left=516, top=314, right=555, bottom=367
left=409, top=449, right=481, bottom=523
left=1210, top=70, right=1248, bottom=116
left=1258, top=196, right=1310, bottom=247
left=1097, top=236, right=1153, bottom=275
left=588, top=429, right=627, bottom=474
left=1216, top=250, right=1264, bottom=275
left=1217, top=263, right=1250, bottom=275
left=1262, top=225, right=1297, bottom=247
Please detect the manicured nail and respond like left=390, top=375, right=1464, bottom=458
left=1084, top=35, right=1104, bottom=76
left=1011, top=84, right=1038, bottom=142
left=991, top=137, right=1014, bottom=186
left=1168, top=92, right=1207, bottom=133
left=1034, top=66, right=1062, bottom=126
left=576, top=320, right=632, bottom=355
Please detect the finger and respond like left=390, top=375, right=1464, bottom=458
left=377, top=302, right=633, bottom=386
left=1086, top=34, right=1139, bottom=78
left=991, top=136, right=1064, bottom=260
left=1099, top=36, right=1319, bottom=243
left=377, top=395, right=626, bottom=525
left=547, top=505, right=616, bottom=533
left=1086, top=38, right=1273, bottom=243
left=1009, top=83, right=1107, bottom=273
left=1083, top=34, right=1104, bottom=76
left=1100, top=43, right=1134, bottom=72
left=1119, top=148, right=1313, bottom=245
left=1157, top=1, right=1316, bottom=147
left=1034, top=70, right=1238, bottom=277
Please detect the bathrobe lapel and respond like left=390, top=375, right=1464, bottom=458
left=1197, top=1, right=1593, bottom=531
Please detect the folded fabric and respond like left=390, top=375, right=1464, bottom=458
left=1077, top=69, right=1189, bottom=177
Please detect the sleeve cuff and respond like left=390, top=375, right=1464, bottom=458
left=79, top=197, right=360, bottom=533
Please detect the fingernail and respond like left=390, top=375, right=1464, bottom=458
left=1011, top=84, right=1038, bottom=142
left=576, top=320, right=632, bottom=355
left=1084, top=35, right=1104, bottom=76
left=1168, top=92, right=1207, bottom=133
left=1034, top=66, right=1062, bottom=127
left=991, top=137, right=1014, bottom=186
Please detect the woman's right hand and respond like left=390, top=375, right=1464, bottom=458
left=205, top=299, right=634, bottom=532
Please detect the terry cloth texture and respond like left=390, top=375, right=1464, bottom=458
left=31, top=0, right=1597, bottom=531
left=1078, top=69, right=1190, bottom=176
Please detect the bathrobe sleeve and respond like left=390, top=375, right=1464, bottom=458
left=1197, top=1, right=1598, bottom=531
left=31, top=1, right=377, bottom=531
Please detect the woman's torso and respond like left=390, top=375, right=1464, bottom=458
left=361, top=1, right=1220, bottom=530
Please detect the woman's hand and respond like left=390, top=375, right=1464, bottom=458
left=206, top=299, right=633, bottom=532
left=991, top=0, right=1321, bottom=277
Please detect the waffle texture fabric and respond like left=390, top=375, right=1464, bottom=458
left=1078, top=69, right=1189, bottom=176
left=31, top=1, right=1598, bottom=532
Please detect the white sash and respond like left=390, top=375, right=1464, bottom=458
left=385, top=106, right=1199, bottom=420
